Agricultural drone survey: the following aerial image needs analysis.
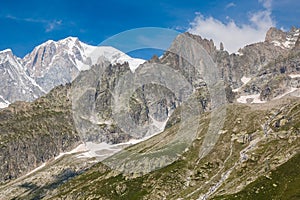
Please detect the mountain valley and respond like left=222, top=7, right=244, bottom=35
left=0, top=27, right=300, bottom=199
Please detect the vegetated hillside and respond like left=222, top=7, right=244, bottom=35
left=45, top=97, right=300, bottom=200
left=213, top=153, right=300, bottom=200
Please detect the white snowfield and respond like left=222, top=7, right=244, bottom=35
left=80, top=43, right=145, bottom=72
left=61, top=37, right=145, bottom=72
left=78, top=119, right=168, bottom=160
left=23, top=137, right=159, bottom=176
left=0, top=102, right=8, bottom=109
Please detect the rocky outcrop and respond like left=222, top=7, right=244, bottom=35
left=265, top=27, right=287, bottom=44
left=194, top=27, right=300, bottom=102
left=294, top=35, right=300, bottom=50
left=72, top=60, right=180, bottom=142
left=0, top=84, right=80, bottom=182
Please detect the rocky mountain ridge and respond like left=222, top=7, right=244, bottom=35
left=0, top=27, right=300, bottom=199
left=1, top=27, right=299, bottom=108
left=0, top=37, right=145, bottom=107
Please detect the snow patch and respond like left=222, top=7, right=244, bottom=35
left=24, top=143, right=87, bottom=177
left=233, top=76, right=252, bottom=92
left=241, top=76, right=251, bottom=85
left=235, top=51, right=243, bottom=56
left=25, top=163, right=46, bottom=176
left=78, top=140, right=142, bottom=159
left=271, top=29, right=300, bottom=49
left=0, top=102, right=8, bottom=109
left=149, top=115, right=168, bottom=132
left=232, top=87, right=240, bottom=92
left=54, top=144, right=88, bottom=160
left=0, top=49, right=12, bottom=54
left=238, top=88, right=299, bottom=104
left=289, top=74, right=300, bottom=78
left=237, top=94, right=266, bottom=104
left=78, top=122, right=168, bottom=160
left=283, top=40, right=293, bottom=48
left=272, top=40, right=282, bottom=47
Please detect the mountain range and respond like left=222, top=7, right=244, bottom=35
left=0, top=37, right=145, bottom=107
left=0, top=27, right=299, bottom=199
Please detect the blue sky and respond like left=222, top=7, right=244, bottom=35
left=0, top=0, right=299, bottom=58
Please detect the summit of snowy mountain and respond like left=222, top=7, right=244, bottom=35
left=22, top=37, right=145, bottom=92
left=0, top=49, right=13, bottom=54
left=0, top=37, right=145, bottom=106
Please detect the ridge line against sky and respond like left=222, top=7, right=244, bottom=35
left=0, top=0, right=299, bottom=58
left=188, top=0, right=275, bottom=53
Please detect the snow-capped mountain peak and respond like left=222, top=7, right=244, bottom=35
left=0, top=48, right=13, bottom=54
left=21, top=37, right=145, bottom=92
left=0, top=37, right=145, bottom=108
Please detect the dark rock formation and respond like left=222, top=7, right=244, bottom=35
left=0, top=84, right=80, bottom=182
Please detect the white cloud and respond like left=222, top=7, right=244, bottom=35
left=45, top=20, right=62, bottom=32
left=259, top=0, right=272, bottom=10
left=188, top=0, right=275, bottom=53
left=225, top=2, right=236, bottom=9
left=5, top=14, right=62, bottom=32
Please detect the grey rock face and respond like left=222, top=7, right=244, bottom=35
left=0, top=49, right=44, bottom=105
left=72, top=61, right=180, bottom=143
left=183, top=28, right=300, bottom=102
left=22, top=38, right=86, bottom=92
left=265, top=27, right=300, bottom=49
left=0, top=84, right=80, bottom=182
left=265, top=27, right=287, bottom=43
